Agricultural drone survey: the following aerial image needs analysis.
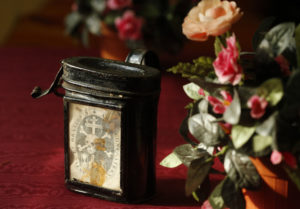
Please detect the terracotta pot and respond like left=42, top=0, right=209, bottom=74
left=98, top=23, right=129, bottom=61
left=243, top=157, right=299, bottom=209
left=97, top=23, right=215, bottom=67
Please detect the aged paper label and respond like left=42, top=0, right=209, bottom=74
left=68, top=102, right=121, bottom=192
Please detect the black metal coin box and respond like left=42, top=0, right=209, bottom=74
left=32, top=50, right=161, bottom=203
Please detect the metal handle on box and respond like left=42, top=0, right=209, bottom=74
left=31, top=67, right=64, bottom=99
left=125, top=49, right=160, bottom=70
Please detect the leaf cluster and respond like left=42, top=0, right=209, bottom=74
left=161, top=20, right=300, bottom=208
left=167, top=56, right=216, bottom=79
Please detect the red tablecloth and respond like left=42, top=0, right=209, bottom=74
left=0, top=47, right=201, bottom=209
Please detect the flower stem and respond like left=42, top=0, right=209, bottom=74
left=214, top=145, right=229, bottom=157
left=240, top=52, right=256, bottom=56
left=205, top=146, right=229, bottom=163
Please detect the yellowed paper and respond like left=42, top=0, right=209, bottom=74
left=69, top=103, right=121, bottom=192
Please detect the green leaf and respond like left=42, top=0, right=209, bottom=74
left=179, top=115, right=198, bottom=146
left=256, top=112, right=277, bottom=136
left=160, top=144, right=211, bottom=168
left=257, top=22, right=295, bottom=58
left=224, top=89, right=241, bottom=125
left=209, top=180, right=226, bottom=209
left=188, top=113, right=224, bottom=146
left=252, top=135, right=273, bottom=152
left=252, top=17, right=276, bottom=51
left=214, top=36, right=225, bottom=57
left=85, top=14, right=101, bottom=35
left=193, top=176, right=211, bottom=203
left=257, top=78, right=283, bottom=106
left=185, top=157, right=213, bottom=196
left=174, top=144, right=209, bottom=167
left=197, top=142, right=215, bottom=156
left=284, top=166, right=300, bottom=191
left=190, top=78, right=229, bottom=95
left=231, top=125, right=256, bottom=149
left=183, top=82, right=203, bottom=100
left=160, top=152, right=182, bottom=168
left=90, top=0, right=106, bottom=13
left=221, top=178, right=246, bottom=209
left=224, top=149, right=261, bottom=189
left=65, top=11, right=83, bottom=35
left=296, top=24, right=300, bottom=68
left=198, top=99, right=209, bottom=113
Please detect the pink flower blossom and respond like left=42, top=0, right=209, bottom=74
left=207, top=90, right=232, bottom=114
left=270, top=150, right=283, bottom=165
left=115, top=11, right=143, bottom=40
left=213, top=35, right=243, bottom=85
left=198, top=88, right=206, bottom=96
left=247, top=95, right=268, bottom=119
left=201, top=200, right=213, bottom=209
left=282, top=152, right=298, bottom=169
left=107, top=0, right=132, bottom=10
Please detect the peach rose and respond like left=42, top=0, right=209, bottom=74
left=182, top=0, right=243, bottom=41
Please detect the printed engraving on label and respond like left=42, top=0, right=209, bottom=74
left=69, top=103, right=121, bottom=192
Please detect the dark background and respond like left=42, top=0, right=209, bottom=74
left=1, top=0, right=299, bottom=53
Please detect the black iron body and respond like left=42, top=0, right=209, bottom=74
left=32, top=51, right=161, bottom=203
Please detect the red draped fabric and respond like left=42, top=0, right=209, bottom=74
left=1, top=47, right=298, bottom=209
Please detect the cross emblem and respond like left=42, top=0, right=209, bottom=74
left=85, top=116, right=102, bottom=135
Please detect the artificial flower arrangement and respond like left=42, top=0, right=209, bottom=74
left=160, top=0, right=300, bottom=208
left=65, top=0, right=196, bottom=53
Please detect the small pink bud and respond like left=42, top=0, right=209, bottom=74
left=201, top=200, right=213, bottom=209
left=198, top=88, right=205, bottom=96
left=270, top=150, right=283, bottom=165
